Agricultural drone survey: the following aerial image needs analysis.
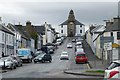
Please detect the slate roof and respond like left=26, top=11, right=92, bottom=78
left=91, top=25, right=105, bottom=33
left=60, top=19, right=84, bottom=25
left=105, top=19, right=120, bottom=32
left=14, top=25, right=29, bottom=39
left=33, top=25, right=45, bottom=35
left=0, top=24, right=14, bottom=35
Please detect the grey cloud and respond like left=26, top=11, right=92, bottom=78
left=2, top=2, right=118, bottom=30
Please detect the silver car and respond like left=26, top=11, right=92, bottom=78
left=0, top=57, right=16, bottom=70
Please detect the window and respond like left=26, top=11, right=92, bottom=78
left=117, top=32, right=120, bottom=40
left=111, top=32, right=113, bottom=36
left=80, top=25, right=82, bottom=27
left=61, top=30, right=63, bottom=33
left=80, top=30, right=82, bottom=33
left=2, top=33, right=4, bottom=42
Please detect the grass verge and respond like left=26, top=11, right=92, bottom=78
left=86, top=70, right=105, bottom=74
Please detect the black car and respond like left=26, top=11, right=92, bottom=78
left=47, top=46, right=54, bottom=54
left=33, top=53, right=52, bottom=63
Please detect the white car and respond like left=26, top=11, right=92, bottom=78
left=76, top=48, right=84, bottom=52
left=104, top=60, right=120, bottom=80
left=60, top=51, right=69, bottom=60
left=0, top=57, right=16, bottom=70
left=76, top=41, right=82, bottom=46
left=67, top=43, right=73, bottom=48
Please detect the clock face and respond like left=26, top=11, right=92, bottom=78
left=70, top=22, right=73, bottom=25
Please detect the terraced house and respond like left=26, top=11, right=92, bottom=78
left=0, top=19, right=14, bottom=57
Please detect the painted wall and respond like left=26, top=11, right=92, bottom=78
left=60, top=25, right=67, bottom=36
left=60, top=25, right=85, bottom=37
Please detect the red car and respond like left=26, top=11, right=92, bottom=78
left=75, top=53, right=88, bottom=64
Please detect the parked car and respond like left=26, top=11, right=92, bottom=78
left=33, top=53, right=52, bottom=63
left=41, top=46, right=50, bottom=54
left=75, top=53, right=88, bottom=64
left=56, top=39, right=62, bottom=45
left=47, top=46, right=54, bottom=54
left=0, top=57, right=16, bottom=70
left=45, top=43, right=57, bottom=49
left=17, top=48, right=33, bottom=63
left=75, top=45, right=83, bottom=52
left=75, top=48, right=84, bottom=52
left=72, top=39, right=76, bottom=42
left=104, top=60, right=120, bottom=79
left=76, top=41, right=82, bottom=46
left=34, top=51, right=43, bottom=57
left=67, top=43, right=73, bottom=48
left=60, top=51, right=69, bottom=60
left=10, top=55, right=22, bottom=67
left=76, top=38, right=83, bottom=42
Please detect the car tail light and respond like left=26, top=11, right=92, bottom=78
left=108, top=71, right=119, bottom=79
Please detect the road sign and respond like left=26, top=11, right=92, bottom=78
left=104, top=42, right=112, bottom=50
left=112, top=43, right=120, bottom=48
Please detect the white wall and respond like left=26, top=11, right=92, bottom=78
left=76, top=25, right=85, bottom=36
left=113, top=32, right=118, bottom=44
left=43, top=35, right=46, bottom=45
left=47, top=31, right=52, bottom=43
left=5, top=32, right=14, bottom=55
left=60, top=24, right=85, bottom=37
left=0, top=31, right=3, bottom=57
left=60, top=25, right=67, bottom=36
left=103, top=31, right=120, bottom=61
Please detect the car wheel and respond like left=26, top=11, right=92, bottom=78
left=34, top=61, right=37, bottom=63
left=14, top=65, right=16, bottom=69
left=49, top=60, right=51, bottom=63
left=20, top=63, right=23, bottom=66
left=76, top=62, right=78, bottom=64
left=10, top=65, right=14, bottom=70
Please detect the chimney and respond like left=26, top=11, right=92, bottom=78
left=105, top=21, right=113, bottom=28
left=113, top=16, right=120, bottom=23
left=26, top=21, right=31, bottom=27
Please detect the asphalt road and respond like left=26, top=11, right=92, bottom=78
left=2, top=37, right=103, bottom=79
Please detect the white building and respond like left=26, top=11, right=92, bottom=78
left=0, top=24, right=14, bottom=57
left=59, top=10, right=85, bottom=37
left=103, top=17, right=120, bottom=61
left=45, top=22, right=56, bottom=44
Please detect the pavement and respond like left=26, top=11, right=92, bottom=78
left=64, top=39, right=106, bottom=77
left=0, top=69, right=7, bottom=73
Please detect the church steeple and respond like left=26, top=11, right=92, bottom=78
left=68, top=9, right=75, bottom=22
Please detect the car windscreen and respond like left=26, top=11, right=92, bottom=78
left=76, top=54, right=85, bottom=57
left=107, top=62, right=120, bottom=70
left=18, top=50, right=30, bottom=56
left=62, top=52, right=68, bottom=55
left=35, top=54, right=45, bottom=59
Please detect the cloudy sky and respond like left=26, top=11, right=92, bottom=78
left=0, top=0, right=119, bottom=31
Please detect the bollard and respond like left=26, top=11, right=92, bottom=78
left=3, top=61, right=5, bottom=69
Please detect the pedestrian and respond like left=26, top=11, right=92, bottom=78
left=2, top=52, right=4, bottom=57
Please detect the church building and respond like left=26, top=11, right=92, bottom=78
left=60, top=10, right=85, bottom=37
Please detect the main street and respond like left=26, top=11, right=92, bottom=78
left=2, top=38, right=103, bottom=79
